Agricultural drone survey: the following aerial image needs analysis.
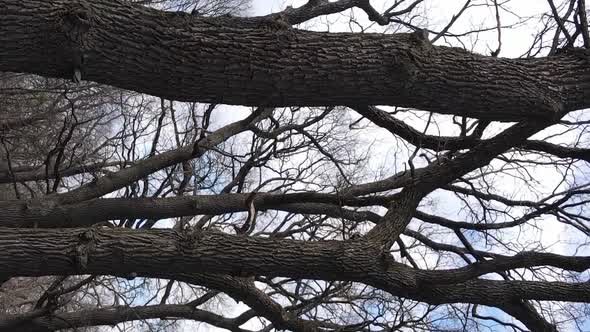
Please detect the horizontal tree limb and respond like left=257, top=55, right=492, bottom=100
left=1, top=227, right=589, bottom=307
left=0, top=161, right=123, bottom=184
left=0, top=304, right=253, bottom=332
left=1, top=0, right=589, bottom=120
left=0, top=191, right=389, bottom=228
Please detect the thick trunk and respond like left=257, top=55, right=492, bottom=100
left=1, top=0, right=589, bottom=120
left=1, top=227, right=589, bottom=307
left=0, top=1, right=584, bottom=330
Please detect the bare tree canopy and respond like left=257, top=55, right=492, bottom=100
left=1, top=0, right=590, bottom=331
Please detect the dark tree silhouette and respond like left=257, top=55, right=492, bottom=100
left=1, top=0, right=590, bottom=331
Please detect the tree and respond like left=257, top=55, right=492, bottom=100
left=1, top=0, right=590, bottom=331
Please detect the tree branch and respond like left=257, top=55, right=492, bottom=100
left=0, top=304, right=253, bottom=332
left=2, top=0, right=587, bottom=120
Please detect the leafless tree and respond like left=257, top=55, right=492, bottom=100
left=1, top=0, right=590, bottom=331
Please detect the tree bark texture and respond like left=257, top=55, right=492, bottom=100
left=1, top=1, right=589, bottom=331
left=0, top=192, right=386, bottom=228
left=1, top=227, right=589, bottom=309
left=2, top=0, right=590, bottom=121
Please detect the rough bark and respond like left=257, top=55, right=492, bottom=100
left=1, top=227, right=589, bottom=307
left=0, top=192, right=386, bottom=228
left=1, top=0, right=589, bottom=120
left=1, top=0, right=587, bottom=330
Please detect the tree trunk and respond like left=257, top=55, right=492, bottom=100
left=1, top=0, right=589, bottom=121
left=0, top=227, right=589, bottom=308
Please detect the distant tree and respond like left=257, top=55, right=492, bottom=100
left=1, top=0, right=590, bottom=331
